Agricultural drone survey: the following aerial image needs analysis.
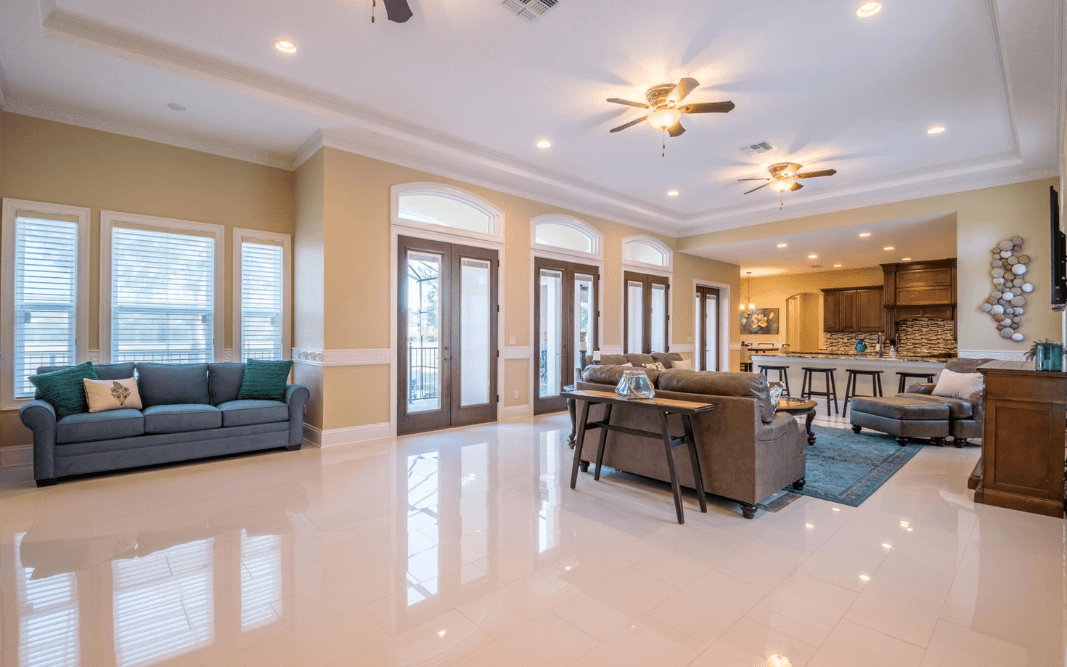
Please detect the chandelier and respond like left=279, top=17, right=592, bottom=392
left=739, top=271, right=756, bottom=314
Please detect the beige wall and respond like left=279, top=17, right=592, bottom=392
left=0, top=112, right=295, bottom=447
left=682, top=178, right=1061, bottom=353
left=300, top=147, right=741, bottom=430
left=743, top=267, right=885, bottom=347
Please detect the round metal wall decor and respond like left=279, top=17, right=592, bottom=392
left=986, top=237, right=1030, bottom=343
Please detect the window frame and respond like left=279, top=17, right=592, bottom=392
left=100, top=211, right=225, bottom=364
left=623, top=270, right=671, bottom=355
left=391, top=182, right=505, bottom=245
left=233, top=228, right=292, bottom=362
left=621, top=235, right=673, bottom=273
left=529, top=214, right=604, bottom=262
left=1, top=199, right=91, bottom=409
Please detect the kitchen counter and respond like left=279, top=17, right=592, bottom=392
left=761, top=351, right=953, bottom=363
left=749, top=353, right=947, bottom=395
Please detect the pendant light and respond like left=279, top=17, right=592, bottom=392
left=739, top=271, right=756, bottom=314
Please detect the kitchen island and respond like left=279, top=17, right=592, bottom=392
left=750, top=352, right=948, bottom=397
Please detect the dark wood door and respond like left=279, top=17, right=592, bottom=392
left=624, top=271, right=670, bottom=354
left=398, top=236, right=498, bottom=435
left=823, top=291, right=840, bottom=332
left=855, top=288, right=884, bottom=333
left=534, top=257, right=599, bottom=415
left=696, top=285, right=721, bottom=371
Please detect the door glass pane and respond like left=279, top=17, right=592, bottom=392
left=704, top=292, right=718, bottom=371
left=650, top=283, right=667, bottom=353
left=539, top=270, right=563, bottom=398
left=574, top=274, right=594, bottom=374
left=627, top=281, right=644, bottom=353
left=460, top=258, right=491, bottom=407
left=694, top=293, right=702, bottom=370
left=406, top=251, right=442, bottom=413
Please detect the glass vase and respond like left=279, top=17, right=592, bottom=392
left=1035, top=343, right=1064, bottom=372
left=615, top=369, right=656, bottom=399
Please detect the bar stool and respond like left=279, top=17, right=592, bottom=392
left=843, top=369, right=884, bottom=417
left=759, top=365, right=791, bottom=396
left=740, top=363, right=753, bottom=372
left=897, top=371, right=936, bottom=393
left=801, top=367, right=839, bottom=416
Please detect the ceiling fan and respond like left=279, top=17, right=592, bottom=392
left=607, top=79, right=734, bottom=150
left=371, top=0, right=412, bottom=23
left=739, top=162, right=837, bottom=195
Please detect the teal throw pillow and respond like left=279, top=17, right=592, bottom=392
left=237, top=359, right=293, bottom=401
left=29, top=362, right=99, bottom=419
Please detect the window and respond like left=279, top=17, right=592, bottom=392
left=234, top=229, right=291, bottom=362
left=2, top=200, right=90, bottom=405
left=392, top=183, right=504, bottom=243
left=624, top=271, right=669, bottom=354
left=622, top=236, right=672, bottom=271
left=531, top=215, right=603, bottom=260
left=101, top=212, right=224, bottom=364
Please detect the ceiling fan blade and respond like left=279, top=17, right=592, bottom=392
left=609, top=116, right=648, bottom=133
left=736, top=178, right=771, bottom=182
left=667, top=78, right=700, bottom=105
left=793, top=169, right=838, bottom=179
left=678, top=101, right=735, bottom=114
left=743, top=183, right=771, bottom=195
left=790, top=182, right=804, bottom=191
left=667, top=120, right=686, bottom=137
left=382, top=0, right=413, bottom=22
left=606, top=98, right=650, bottom=109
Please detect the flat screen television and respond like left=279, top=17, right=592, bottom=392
left=1052, top=186, right=1066, bottom=310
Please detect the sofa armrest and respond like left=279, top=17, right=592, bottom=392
left=284, top=384, right=311, bottom=448
left=19, top=400, right=57, bottom=482
left=907, top=383, right=936, bottom=395
left=968, top=390, right=985, bottom=423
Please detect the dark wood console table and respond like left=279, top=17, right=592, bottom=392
left=974, top=361, right=1066, bottom=518
left=563, top=389, right=721, bottom=524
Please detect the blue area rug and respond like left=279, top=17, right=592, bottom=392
left=786, top=425, right=924, bottom=507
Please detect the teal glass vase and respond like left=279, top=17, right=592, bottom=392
left=1035, top=343, right=1063, bottom=372
left=855, top=339, right=867, bottom=353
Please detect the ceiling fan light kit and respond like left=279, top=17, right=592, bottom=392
left=739, top=162, right=837, bottom=197
left=606, top=78, right=734, bottom=156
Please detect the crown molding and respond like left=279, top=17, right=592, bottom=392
left=2, top=96, right=293, bottom=169
left=0, top=56, right=9, bottom=108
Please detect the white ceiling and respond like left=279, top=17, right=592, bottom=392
left=689, top=213, right=958, bottom=276
left=0, top=0, right=1062, bottom=235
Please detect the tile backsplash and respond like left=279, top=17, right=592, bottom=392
left=823, top=319, right=957, bottom=355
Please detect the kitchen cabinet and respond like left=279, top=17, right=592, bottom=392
left=822, top=286, right=883, bottom=334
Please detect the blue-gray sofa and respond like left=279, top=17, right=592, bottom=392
left=19, top=362, right=310, bottom=487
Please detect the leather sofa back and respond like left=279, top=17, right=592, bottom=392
left=657, top=371, right=776, bottom=423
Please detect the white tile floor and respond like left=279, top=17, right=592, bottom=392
left=0, top=412, right=1063, bottom=667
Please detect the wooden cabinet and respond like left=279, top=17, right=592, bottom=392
left=974, top=361, right=1065, bottom=518
left=822, top=286, right=883, bottom=334
left=896, top=266, right=953, bottom=305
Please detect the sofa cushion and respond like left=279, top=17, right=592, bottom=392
left=657, top=371, right=776, bottom=423
left=29, top=362, right=99, bottom=420
left=208, top=363, right=245, bottom=405
left=625, top=354, right=656, bottom=367
left=142, top=404, right=222, bottom=434
left=944, top=357, right=994, bottom=374
left=894, top=393, right=974, bottom=419
left=652, top=352, right=684, bottom=369
left=582, top=365, right=661, bottom=387
left=218, top=400, right=288, bottom=427
left=850, top=396, right=951, bottom=421
left=598, top=354, right=629, bottom=366
left=136, top=363, right=209, bottom=407
left=56, top=409, right=144, bottom=444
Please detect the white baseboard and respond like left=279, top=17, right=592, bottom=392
left=960, top=349, right=1027, bottom=361
left=500, top=404, right=532, bottom=421
left=0, top=444, right=33, bottom=468
left=303, top=422, right=391, bottom=448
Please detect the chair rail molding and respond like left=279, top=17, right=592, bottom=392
left=292, top=348, right=391, bottom=366
left=959, top=349, right=1028, bottom=361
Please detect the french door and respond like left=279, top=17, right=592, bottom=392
left=534, top=257, right=599, bottom=414
left=695, top=285, right=721, bottom=371
left=398, top=236, right=498, bottom=435
left=624, top=271, right=669, bottom=354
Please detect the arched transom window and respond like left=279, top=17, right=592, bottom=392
left=531, top=215, right=603, bottom=260
left=622, top=236, right=672, bottom=271
left=392, top=183, right=504, bottom=243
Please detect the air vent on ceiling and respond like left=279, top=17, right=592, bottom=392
left=810, top=264, right=823, bottom=269
left=502, top=0, right=558, bottom=21
left=739, top=142, right=775, bottom=157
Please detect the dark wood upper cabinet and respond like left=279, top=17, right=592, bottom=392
left=824, top=291, right=841, bottom=332
left=855, top=289, right=884, bottom=332
left=838, top=290, right=856, bottom=331
left=822, top=286, right=883, bottom=334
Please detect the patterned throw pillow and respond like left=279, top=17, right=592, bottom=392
left=643, top=362, right=667, bottom=371
left=83, top=377, right=142, bottom=412
left=768, top=381, right=785, bottom=410
left=28, top=362, right=99, bottom=419
left=238, top=359, right=294, bottom=401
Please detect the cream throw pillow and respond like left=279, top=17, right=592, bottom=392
left=931, top=369, right=984, bottom=400
left=83, top=377, right=143, bottom=412
left=671, top=358, right=694, bottom=371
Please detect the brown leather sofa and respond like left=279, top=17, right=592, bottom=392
left=575, top=366, right=806, bottom=519
left=899, top=357, right=992, bottom=446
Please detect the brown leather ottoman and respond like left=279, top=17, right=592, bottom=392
left=849, top=396, right=950, bottom=446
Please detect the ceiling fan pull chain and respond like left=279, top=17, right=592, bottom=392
left=662, top=129, right=666, bottom=158
left=372, top=0, right=376, bottom=23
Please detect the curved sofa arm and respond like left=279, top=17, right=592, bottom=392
left=906, top=383, right=936, bottom=395
left=19, top=400, right=57, bottom=483
left=284, top=384, right=311, bottom=448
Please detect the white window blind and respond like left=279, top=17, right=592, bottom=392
left=14, top=217, right=79, bottom=398
left=111, top=227, right=215, bottom=364
left=240, top=242, right=284, bottom=361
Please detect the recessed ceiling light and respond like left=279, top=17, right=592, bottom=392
left=859, top=232, right=871, bottom=238
left=856, top=2, right=882, bottom=18
left=537, top=140, right=552, bottom=149
left=437, top=630, right=447, bottom=637
left=883, top=246, right=895, bottom=251
left=834, top=263, right=843, bottom=268
left=927, top=125, right=946, bottom=135
left=808, top=254, right=819, bottom=259
left=902, top=257, right=912, bottom=261
left=274, top=39, right=297, bottom=54
left=777, top=243, right=788, bottom=248
left=859, top=574, right=871, bottom=582
left=667, top=190, right=679, bottom=197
